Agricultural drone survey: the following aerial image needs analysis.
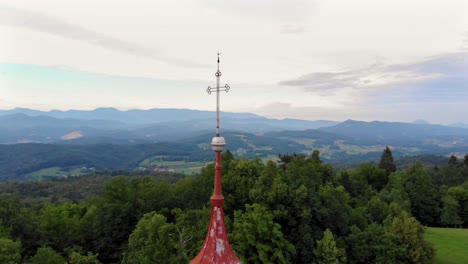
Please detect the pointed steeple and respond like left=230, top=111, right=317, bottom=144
left=190, top=54, right=240, bottom=264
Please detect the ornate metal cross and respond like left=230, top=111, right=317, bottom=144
left=206, top=52, right=230, bottom=136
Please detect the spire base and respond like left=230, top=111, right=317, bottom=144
left=190, top=205, right=241, bottom=264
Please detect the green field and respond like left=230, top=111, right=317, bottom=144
left=139, top=156, right=207, bottom=174
left=25, top=167, right=84, bottom=180
left=425, top=227, right=468, bottom=264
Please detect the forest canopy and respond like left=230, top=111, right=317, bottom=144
left=0, top=150, right=467, bottom=263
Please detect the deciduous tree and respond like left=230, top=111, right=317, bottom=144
left=0, top=237, right=21, bottom=264
left=232, top=204, right=295, bottom=264
left=313, top=229, right=346, bottom=264
left=29, top=246, right=66, bottom=264
left=122, top=212, right=183, bottom=264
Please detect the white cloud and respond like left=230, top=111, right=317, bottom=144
left=279, top=52, right=467, bottom=95
left=0, top=4, right=206, bottom=68
left=275, top=52, right=468, bottom=123
left=205, top=0, right=314, bottom=22
left=280, top=25, right=306, bottom=35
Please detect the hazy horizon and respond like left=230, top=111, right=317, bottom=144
left=1, top=0, right=467, bottom=123
left=2, top=105, right=468, bottom=126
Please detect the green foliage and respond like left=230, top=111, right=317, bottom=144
left=379, top=146, right=396, bottom=175
left=0, top=237, right=21, bottom=264
left=38, top=203, right=85, bottom=250
left=313, top=229, right=346, bottom=264
left=171, top=208, right=210, bottom=259
left=342, top=164, right=379, bottom=204
left=381, top=173, right=412, bottom=211
left=384, top=211, right=435, bottom=263
left=232, top=204, right=295, bottom=264
left=224, top=158, right=264, bottom=213
left=82, top=176, right=141, bottom=263
left=316, top=183, right=351, bottom=236
left=0, top=143, right=205, bottom=181
left=403, top=163, right=440, bottom=226
left=5, top=150, right=468, bottom=263
left=69, top=251, right=101, bottom=264
left=0, top=224, right=10, bottom=238
left=366, top=196, right=389, bottom=223
left=440, top=195, right=462, bottom=227
left=28, top=246, right=66, bottom=264
left=347, top=224, right=385, bottom=263
left=122, top=212, right=184, bottom=264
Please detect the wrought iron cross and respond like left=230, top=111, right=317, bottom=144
left=206, top=52, right=230, bottom=136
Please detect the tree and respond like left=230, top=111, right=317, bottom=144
left=316, top=183, right=352, bottom=236
left=346, top=224, right=384, bottom=264
left=249, top=160, right=278, bottom=204
left=69, top=251, right=101, bottom=264
left=379, top=146, right=396, bottom=175
left=384, top=211, right=434, bottom=263
left=381, top=173, right=410, bottom=209
left=232, top=204, right=295, bottom=264
left=313, top=229, right=346, bottom=264
left=0, top=238, right=21, bottom=264
left=375, top=232, right=407, bottom=264
left=277, top=153, right=306, bottom=170
left=29, top=246, right=67, bottom=264
left=0, top=195, right=39, bottom=258
left=366, top=196, right=389, bottom=223
left=223, top=158, right=264, bottom=214
left=83, top=176, right=141, bottom=263
left=122, top=212, right=183, bottom=264
left=38, top=203, right=85, bottom=250
left=345, top=164, right=379, bottom=204
left=403, top=163, right=440, bottom=226
left=171, top=207, right=210, bottom=260
left=360, top=162, right=388, bottom=192
left=440, top=195, right=462, bottom=227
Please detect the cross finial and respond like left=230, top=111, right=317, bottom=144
left=206, top=53, right=230, bottom=136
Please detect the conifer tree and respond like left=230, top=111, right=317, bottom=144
left=379, top=146, right=396, bottom=174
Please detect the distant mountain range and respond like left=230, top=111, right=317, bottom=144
left=0, top=107, right=467, bottom=181
left=319, top=120, right=468, bottom=146
left=0, top=108, right=467, bottom=146
left=0, top=108, right=338, bottom=143
left=0, top=107, right=261, bottom=124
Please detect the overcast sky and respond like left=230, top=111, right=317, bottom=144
left=0, top=0, right=467, bottom=123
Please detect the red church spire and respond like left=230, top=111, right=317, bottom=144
left=190, top=53, right=241, bottom=264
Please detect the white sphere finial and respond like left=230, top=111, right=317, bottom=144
left=211, top=136, right=226, bottom=152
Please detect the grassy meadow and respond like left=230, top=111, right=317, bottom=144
left=139, top=156, right=207, bottom=174
left=25, top=166, right=84, bottom=180
left=425, top=227, right=468, bottom=264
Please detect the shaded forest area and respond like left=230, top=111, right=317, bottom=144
left=1, top=150, right=467, bottom=263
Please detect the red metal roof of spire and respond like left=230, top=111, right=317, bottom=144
left=190, top=152, right=241, bottom=264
